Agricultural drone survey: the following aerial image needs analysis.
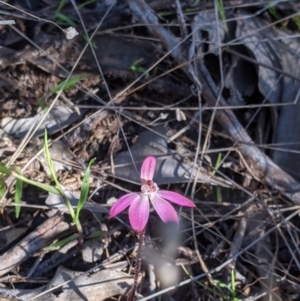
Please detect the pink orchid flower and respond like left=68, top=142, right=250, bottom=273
left=109, top=156, right=195, bottom=233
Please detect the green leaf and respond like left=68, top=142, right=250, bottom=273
left=50, top=77, right=81, bottom=95
left=78, top=0, right=97, bottom=8
left=43, top=233, right=78, bottom=252
left=75, top=158, right=95, bottom=220
left=268, top=3, right=280, bottom=20
left=87, top=230, right=104, bottom=239
left=1, top=164, right=61, bottom=195
left=54, top=12, right=77, bottom=27
left=293, top=14, right=300, bottom=31
left=0, top=164, right=12, bottom=175
left=44, top=130, right=75, bottom=219
left=44, top=131, right=58, bottom=185
left=128, top=59, right=149, bottom=77
left=230, top=269, right=236, bottom=296
left=0, top=175, right=6, bottom=197
left=56, top=0, right=67, bottom=13
left=83, top=34, right=97, bottom=49
left=21, top=178, right=60, bottom=194
left=36, top=99, right=48, bottom=111
left=216, top=186, right=222, bottom=203
left=212, top=153, right=222, bottom=176
left=14, top=168, right=22, bottom=218
left=214, top=280, right=228, bottom=289
left=15, top=172, right=61, bottom=195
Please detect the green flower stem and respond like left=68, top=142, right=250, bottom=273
left=74, top=219, right=84, bottom=245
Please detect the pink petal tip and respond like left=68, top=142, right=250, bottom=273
left=109, top=193, right=140, bottom=218
left=128, top=195, right=150, bottom=232
left=140, top=156, right=156, bottom=182
left=157, top=190, right=195, bottom=208
left=151, top=196, right=179, bottom=224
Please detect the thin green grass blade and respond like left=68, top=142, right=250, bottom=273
left=44, top=130, right=60, bottom=187
left=231, top=269, right=237, bottom=298
left=50, top=77, right=81, bottom=95
left=217, top=0, right=228, bottom=32
left=75, top=158, right=95, bottom=220
left=44, top=130, right=75, bottom=218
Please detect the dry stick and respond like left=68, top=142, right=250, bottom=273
left=174, top=0, right=212, bottom=288
left=175, top=0, right=188, bottom=39
left=126, top=0, right=300, bottom=203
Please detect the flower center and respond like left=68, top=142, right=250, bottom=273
left=141, top=180, right=158, bottom=195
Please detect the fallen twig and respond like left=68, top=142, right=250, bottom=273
left=125, top=0, right=300, bottom=203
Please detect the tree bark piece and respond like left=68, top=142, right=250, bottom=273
left=0, top=211, right=70, bottom=277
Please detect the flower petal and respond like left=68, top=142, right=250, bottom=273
left=140, top=156, right=156, bottom=182
left=151, top=195, right=179, bottom=224
left=109, top=193, right=140, bottom=218
left=129, top=195, right=150, bottom=232
left=157, top=190, right=195, bottom=207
